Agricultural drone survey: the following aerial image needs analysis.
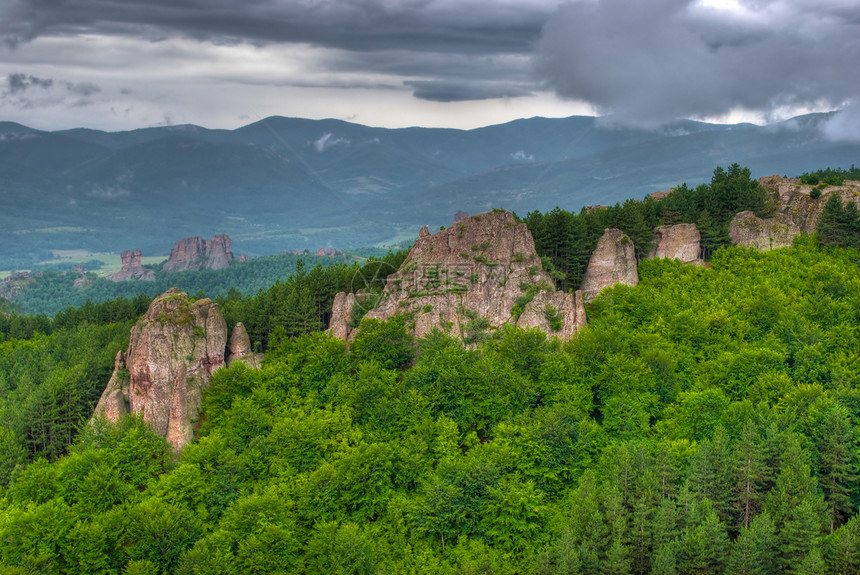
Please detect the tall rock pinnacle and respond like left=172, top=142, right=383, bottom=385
left=92, top=288, right=228, bottom=451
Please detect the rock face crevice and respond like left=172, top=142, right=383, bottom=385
left=163, top=235, right=234, bottom=273
left=93, top=288, right=228, bottom=451
left=107, top=249, right=155, bottom=282
left=329, top=210, right=586, bottom=342
left=581, top=228, right=639, bottom=301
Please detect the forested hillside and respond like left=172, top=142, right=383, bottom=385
left=2, top=235, right=860, bottom=573
left=3, top=164, right=860, bottom=574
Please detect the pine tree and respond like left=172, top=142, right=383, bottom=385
left=734, top=421, right=766, bottom=530
left=697, top=210, right=728, bottom=260
left=727, top=512, right=779, bottom=575
left=818, top=194, right=847, bottom=247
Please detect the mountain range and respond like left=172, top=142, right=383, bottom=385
left=1, top=112, right=858, bottom=269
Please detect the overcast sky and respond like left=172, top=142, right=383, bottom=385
left=1, top=0, right=858, bottom=138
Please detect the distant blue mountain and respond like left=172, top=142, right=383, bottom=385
left=1, top=113, right=857, bottom=268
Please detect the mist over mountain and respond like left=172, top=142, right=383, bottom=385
left=1, top=112, right=858, bottom=269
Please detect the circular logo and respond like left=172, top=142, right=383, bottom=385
left=350, top=261, right=400, bottom=312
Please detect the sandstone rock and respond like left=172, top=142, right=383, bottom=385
left=647, top=223, right=701, bottom=263
left=650, top=190, right=671, bottom=201
left=329, top=211, right=586, bottom=342
left=73, top=275, right=92, bottom=289
left=329, top=292, right=356, bottom=341
left=163, top=235, right=234, bottom=273
left=107, top=249, right=155, bottom=282
left=453, top=210, right=470, bottom=224
left=729, top=211, right=798, bottom=251
left=226, top=322, right=263, bottom=369
left=93, top=288, right=228, bottom=451
left=419, top=225, right=430, bottom=238
left=517, top=289, right=586, bottom=340
left=581, top=228, right=638, bottom=301
left=0, top=273, right=32, bottom=300
left=728, top=176, right=860, bottom=251
left=93, top=351, right=129, bottom=421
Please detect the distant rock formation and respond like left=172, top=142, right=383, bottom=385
left=647, top=223, right=702, bottom=263
left=729, top=176, right=860, bottom=251
left=329, top=210, right=586, bottom=342
left=0, top=272, right=32, bottom=300
left=453, top=210, right=470, bottom=224
left=581, top=228, right=639, bottom=301
left=93, top=288, right=228, bottom=451
left=163, top=235, right=233, bottom=273
left=107, top=249, right=156, bottom=282
left=226, top=322, right=263, bottom=369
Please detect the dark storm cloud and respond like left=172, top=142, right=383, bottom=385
left=406, top=79, right=533, bottom=102
left=536, top=0, right=860, bottom=134
left=0, top=0, right=554, bottom=103
left=0, top=0, right=553, bottom=54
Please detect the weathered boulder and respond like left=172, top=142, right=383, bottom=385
left=329, top=210, right=586, bottom=342
left=107, top=249, right=155, bottom=282
left=729, top=176, right=860, bottom=251
left=163, top=234, right=233, bottom=273
left=92, top=288, right=228, bottom=451
left=226, top=322, right=263, bottom=369
left=647, top=223, right=701, bottom=263
left=581, top=228, right=638, bottom=301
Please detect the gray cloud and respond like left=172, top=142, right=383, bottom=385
left=406, top=79, right=533, bottom=102
left=7, top=72, right=52, bottom=93
left=0, top=0, right=557, bottom=55
left=63, top=80, right=100, bottom=96
left=3, top=72, right=102, bottom=108
left=536, top=0, right=860, bottom=137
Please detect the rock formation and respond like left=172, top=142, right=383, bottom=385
left=729, top=176, right=860, bottom=251
left=163, top=234, right=233, bottom=273
left=453, top=210, right=470, bottom=224
left=93, top=288, right=228, bottom=451
left=647, top=223, right=702, bottom=263
left=328, top=210, right=586, bottom=342
left=0, top=273, right=32, bottom=300
left=107, top=249, right=156, bottom=282
left=330, top=292, right=356, bottom=341
left=581, top=228, right=639, bottom=301
left=226, top=322, right=263, bottom=369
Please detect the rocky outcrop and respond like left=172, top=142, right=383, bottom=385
left=225, top=323, right=263, bottom=369
left=330, top=292, right=356, bottom=341
left=163, top=235, right=233, bottom=273
left=647, top=223, right=701, bottom=263
left=93, top=288, right=228, bottom=451
left=453, top=210, right=470, bottom=224
left=729, top=211, right=798, bottom=251
left=581, top=228, right=638, bottom=301
left=729, top=176, right=860, bottom=251
left=0, top=273, right=32, bottom=300
left=73, top=265, right=93, bottom=289
left=328, top=211, right=586, bottom=342
left=107, top=249, right=155, bottom=282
